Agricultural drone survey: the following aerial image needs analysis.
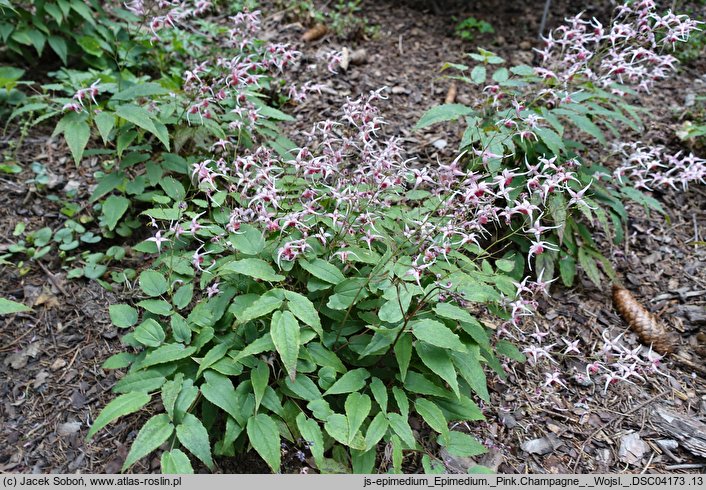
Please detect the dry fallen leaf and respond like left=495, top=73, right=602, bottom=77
left=445, top=82, right=457, bottom=104
left=302, top=24, right=327, bottom=42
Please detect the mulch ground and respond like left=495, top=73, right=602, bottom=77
left=1, top=0, right=704, bottom=474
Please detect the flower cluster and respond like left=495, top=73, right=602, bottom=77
left=511, top=318, right=672, bottom=395
left=535, top=0, right=701, bottom=95
left=611, top=142, right=706, bottom=191
left=124, top=0, right=213, bottom=39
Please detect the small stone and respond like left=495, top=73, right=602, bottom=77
left=498, top=411, right=517, bottom=429
left=57, top=422, right=82, bottom=437
left=33, top=371, right=50, bottom=389
left=64, top=180, right=81, bottom=194
left=519, top=40, right=532, bottom=50
left=432, top=139, right=448, bottom=150
left=618, top=432, right=649, bottom=464
left=50, top=359, right=67, bottom=371
left=521, top=435, right=559, bottom=455
left=391, top=86, right=408, bottom=95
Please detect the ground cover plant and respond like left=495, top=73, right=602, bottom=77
left=1, top=0, right=704, bottom=475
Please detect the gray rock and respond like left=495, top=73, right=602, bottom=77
left=618, top=432, right=649, bottom=464
left=521, top=435, right=562, bottom=455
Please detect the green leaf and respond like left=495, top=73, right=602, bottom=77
left=230, top=335, right=275, bottom=362
left=284, top=375, right=322, bottom=401
left=0, top=297, right=31, bottom=314
left=219, top=258, right=284, bottom=282
left=86, top=392, right=151, bottom=440
left=284, top=290, right=322, bottom=338
left=411, top=319, right=467, bottom=352
left=326, top=278, right=368, bottom=310
left=299, top=258, right=345, bottom=285
left=122, top=414, right=174, bottom=471
left=323, top=368, right=370, bottom=397
left=345, top=392, right=371, bottom=445
left=161, top=449, right=194, bottom=474
left=47, top=35, right=67, bottom=64
left=364, top=412, right=389, bottom=451
left=196, top=343, right=230, bottom=377
left=578, top=247, right=601, bottom=286
left=324, top=413, right=349, bottom=446
left=237, top=293, right=283, bottom=324
left=139, top=270, right=168, bottom=297
left=161, top=375, right=183, bottom=421
left=101, top=195, right=130, bottom=231
left=394, top=334, right=413, bottom=382
left=115, top=104, right=169, bottom=149
left=109, top=304, right=138, bottom=328
left=101, top=352, right=136, bottom=370
left=450, top=348, right=489, bottom=402
left=403, top=371, right=450, bottom=398
left=415, top=343, right=460, bottom=398
left=495, top=340, right=526, bottom=362
left=492, top=67, right=509, bottom=82
left=63, top=116, right=90, bottom=165
left=433, top=302, right=474, bottom=324
left=439, top=431, right=487, bottom=457
left=415, top=104, right=474, bottom=130
left=174, top=379, right=199, bottom=424
left=176, top=413, right=214, bottom=470
left=94, top=111, right=115, bottom=144
left=415, top=398, right=449, bottom=442
left=133, top=319, right=165, bottom=347
left=351, top=448, right=376, bottom=474
left=229, top=224, right=265, bottom=255
left=566, top=113, right=605, bottom=144
left=296, top=413, right=325, bottom=466
left=510, top=64, right=535, bottom=76
left=534, top=126, right=564, bottom=156
left=270, top=310, right=300, bottom=381
left=112, top=83, right=170, bottom=101
left=257, top=104, right=296, bottom=122
left=621, top=187, right=666, bottom=215
left=369, top=377, right=388, bottom=412
left=113, top=369, right=166, bottom=394
left=200, top=371, right=242, bottom=423
left=142, top=343, right=196, bottom=368
left=137, top=299, right=172, bottom=316
left=246, top=414, right=281, bottom=473
left=387, top=412, right=416, bottom=447
left=173, top=284, right=193, bottom=310
left=470, top=65, right=486, bottom=84
left=379, top=286, right=413, bottom=323
left=251, top=360, right=269, bottom=412
left=558, top=254, right=576, bottom=287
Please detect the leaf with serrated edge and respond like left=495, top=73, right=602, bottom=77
left=344, top=393, right=371, bottom=445
left=176, top=413, right=214, bottom=470
left=270, top=311, right=300, bottom=381
left=161, top=449, right=194, bottom=474
left=246, top=414, right=281, bottom=472
left=122, top=414, right=174, bottom=471
left=86, top=392, right=151, bottom=440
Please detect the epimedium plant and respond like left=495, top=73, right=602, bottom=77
left=89, top=88, right=558, bottom=474
left=416, top=0, right=702, bottom=288
left=4, top=3, right=310, bottom=285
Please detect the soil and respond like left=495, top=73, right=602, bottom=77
left=1, top=0, right=705, bottom=475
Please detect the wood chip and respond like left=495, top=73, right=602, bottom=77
left=651, top=405, right=706, bottom=457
